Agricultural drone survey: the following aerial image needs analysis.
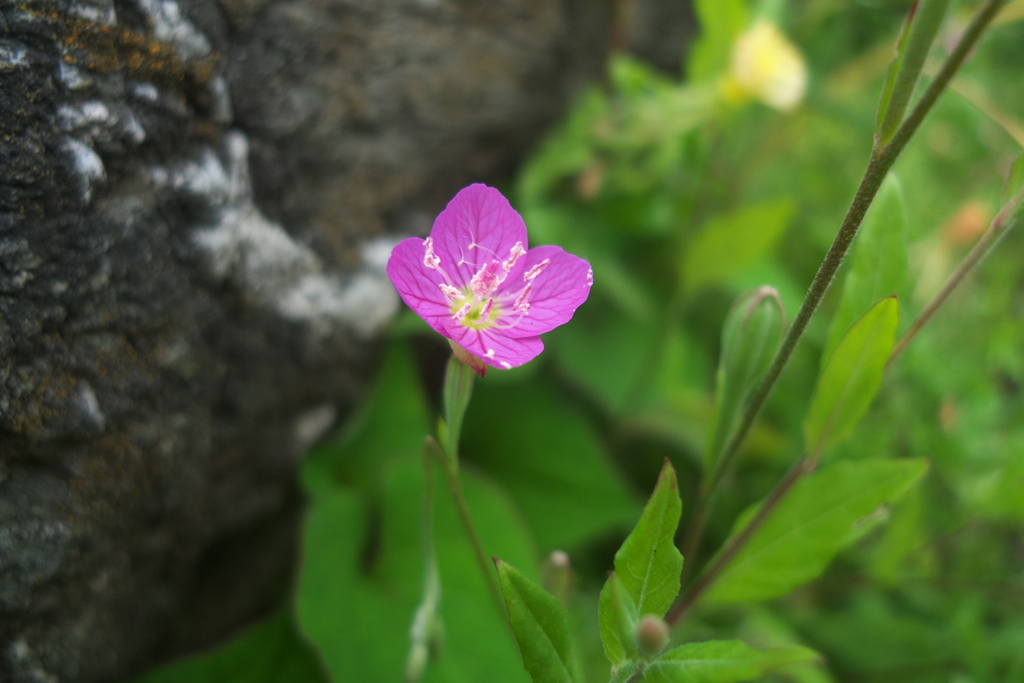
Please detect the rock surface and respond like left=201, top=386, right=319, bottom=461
left=0, top=0, right=618, bottom=680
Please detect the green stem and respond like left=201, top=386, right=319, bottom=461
left=673, top=0, right=1005, bottom=619
left=668, top=457, right=812, bottom=625
left=889, top=189, right=1023, bottom=363
left=427, top=437, right=506, bottom=616
left=702, top=0, right=1005, bottom=502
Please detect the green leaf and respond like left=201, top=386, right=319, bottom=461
left=804, top=297, right=900, bottom=458
left=683, top=199, right=795, bottom=293
left=296, top=459, right=535, bottom=683
left=613, top=460, right=684, bottom=617
left=462, top=380, right=639, bottom=551
left=643, top=640, right=818, bottom=683
left=598, top=573, right=640, bottom=667
left=705, top=458, right=929, bottom=604
left=301, top=340, right=430, bottom=496
left=876, top=0, right=953, bottom=146
left=128, top=614, right=329, bottom=683
left=689, top=0, right=748, bottom=82
left=496, top=561, right=581, bottom=683
left=824, top=175, right=908, bottom=360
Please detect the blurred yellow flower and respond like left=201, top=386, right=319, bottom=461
left=722, top=20, right=808, bottom=111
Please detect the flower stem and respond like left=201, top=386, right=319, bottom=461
left=427, top=437, right=506, bottom=616
left=708, top=0, right=1004, bottom=496
left=889, top=189, right=1024, bottom=363
left=674, top=0, right=1005, bottom=618
left=669, top=457, right=811, bottom=625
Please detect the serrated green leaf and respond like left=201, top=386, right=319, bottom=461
left=705, top=458, right=928, bottom=604
left=643, top=640, right=818, bottom=683
left=683, top=199, right=795, bottom=292
left=598, top=573, right=640, bottom=667
left=496, top=561, right=581, bottom=683
left=876, top=0, right=953, bottom=146
left=613, top=460, right=684, bottom=617
left=128, top=613, right=329, bottom=683
left=824, top=175, right=908, bottom=361
left=805, top=297, right=900, bottom=458
left=689, top=0, right=748, bottom=82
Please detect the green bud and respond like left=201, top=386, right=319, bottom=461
left=634, top=614, right=670, bottom=657
left=704, top=286, right=784, bottom=474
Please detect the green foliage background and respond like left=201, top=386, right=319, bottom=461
left=132, top=1, right=1024, bottom=681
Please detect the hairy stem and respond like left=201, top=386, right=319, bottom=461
left=890, top=190, right=1023, bottom=363
left=673, top=0, right=1006, bottom=620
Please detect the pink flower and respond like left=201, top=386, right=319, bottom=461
left=387, top=184, right=593, bottom=373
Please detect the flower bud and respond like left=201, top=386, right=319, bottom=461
left=634, top=614, right=670, bottom=657
left=541, top=550, right=573, bottom=607
left=705, top=287, right=784, bottom=472
left=721, top=21, right=807, bottom=111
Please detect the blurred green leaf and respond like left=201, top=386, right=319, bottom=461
left=612, top=460, right=683, bottom=617
left=518, top=89, right=606, bottom=203
left=643, top=640, right=818, bottom=683
left=804, top=297, right=900, bottom=458
left=824, top=175, right=908, bottom=360
left=302, top=340, right=430, bottom=496
left=128, top=614, right=328, bottom=683
left=296, top=458, right=535, bottom=683
left=549, top=304, right=661, bottom=414
left=683, top=199, right=795, bottom=293
left=1002, top=152, right=1024, bottom=214
left=689, top=0, right=748, bottom=82
left=496, top=560, right=581, bottom=683
left=867, top=487, right=934, bottom=584
left=598, top=573, right=640, bottom=667
left=706, top=458, right=928, bottom=604
left=463, top=380, right=639, bottom=550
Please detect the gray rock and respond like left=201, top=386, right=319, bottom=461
left=0, top=0, right=628, bottom=680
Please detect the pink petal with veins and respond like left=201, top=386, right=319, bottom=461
left=429, top=184, right=529, bottom=289
left=447, top=323, right=544, bottom=370
left=497, top=246, right=593, bottom=339
left=386, top=236, right=454, bottom=339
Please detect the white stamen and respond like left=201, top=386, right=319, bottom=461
left=523, top=259, right=550, bottom=282
left=478, top=298, right=495, bottom=323
left=423, top=237, right=440, bottom=270
left=453, top=302, right=471, bottom=321
left=484, top=349, right=495, bottom=359
left=513, top=284, right=532, bottom=314
left=440, top=283, right=464, bottom=301
left=470, top=260, right=504, bottom=298
left=502, top=241, right=526, bottom=272
left=500, top=361, right=512, bottom=369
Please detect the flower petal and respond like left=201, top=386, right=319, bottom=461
left=498, top=245, right=593, bottom=339
left=386, top=236, right=454, bottom=338
left=445, top=322, right=544, bottom=370
left=429, top=184, right=529, bottom=289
